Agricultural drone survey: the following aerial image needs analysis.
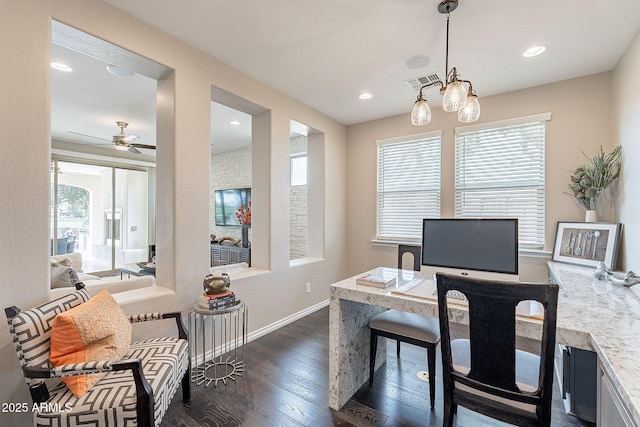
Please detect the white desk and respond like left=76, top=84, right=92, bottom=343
left=328, top=265, right=640, bottom=425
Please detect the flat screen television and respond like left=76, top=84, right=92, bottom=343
left=214, top=188, right=251, bottom=226
left=421, top=218, right=519, bottom=280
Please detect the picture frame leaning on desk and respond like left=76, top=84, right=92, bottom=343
left=551, top=221, right=622, bottom=269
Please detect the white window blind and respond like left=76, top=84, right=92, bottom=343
left=377, top=132, right=441, bottom=241
left=455, top=114, right=549, bottom=249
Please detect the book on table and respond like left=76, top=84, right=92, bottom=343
left=356, top=273, right=396, bottom=288
left=198, top=290, right=237, bottom=310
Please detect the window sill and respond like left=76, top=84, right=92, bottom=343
left=209, top=262, right=270, bottom=280
left=371, top=239, right=551, bottom=258
left=289, top=257, right=324, bottom=268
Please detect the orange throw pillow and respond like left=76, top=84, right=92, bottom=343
left=50, top=290, right=132, bottom=397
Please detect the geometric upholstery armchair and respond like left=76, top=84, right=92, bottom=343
left=5, top=285, right=190, bottom=427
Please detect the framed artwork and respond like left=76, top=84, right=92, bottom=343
left=552, top=222, right=622, bottom=269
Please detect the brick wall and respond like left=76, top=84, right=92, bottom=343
left=210, top=147, right=252, bottom=242
left=290, top=136, right=307, bottom=259
left=209, top=140, right=308, bottom=258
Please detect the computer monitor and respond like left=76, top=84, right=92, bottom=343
left=421, top=218, right=519, bottom=281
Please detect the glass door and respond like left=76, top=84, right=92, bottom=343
left=50, top=159, right=150, bottom=274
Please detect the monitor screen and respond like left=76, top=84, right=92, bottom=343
left=421, top=218, right=518, bottom=276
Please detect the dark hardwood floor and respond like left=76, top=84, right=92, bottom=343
left=162, top=307, right=593, bottom=427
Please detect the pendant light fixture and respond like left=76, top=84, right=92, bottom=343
left=411, top=0, right=480, bottom=126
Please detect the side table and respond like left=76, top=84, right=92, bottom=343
left=189, top=301, right=248, bottom=387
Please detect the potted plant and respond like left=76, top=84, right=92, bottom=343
left=235, top=202, right=252, bottom=248
left=567, top=145, right=622, bottom=221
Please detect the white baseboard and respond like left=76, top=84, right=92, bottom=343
left=246, top=299, right=329, bottom=343
left=190, top=299, right=329, bottom=365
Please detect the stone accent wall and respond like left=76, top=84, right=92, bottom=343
left=210, top=147, right=252, bottom=242
left=290, top=136, right=308, bottom=259
left=208, top=140, right=307, bottom=257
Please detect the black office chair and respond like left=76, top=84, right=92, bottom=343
left=436, top=273, right=559, bottom=427
left=368, top=244, right=440, bottom=409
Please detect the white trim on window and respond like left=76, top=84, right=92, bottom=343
left=455, top=114, right=550, bottom=249
left=376, top=132, right=442, bottom=241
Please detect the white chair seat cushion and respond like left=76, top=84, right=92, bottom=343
left=369, top=309, right=440, bottom=343
left=34, top=337, right=188, bottom=427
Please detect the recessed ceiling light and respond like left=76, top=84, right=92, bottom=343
left=522, top=46, right=546, bottom=58
left=406, top=55, right=430, bottom=69
left=229, top=120, right=241, bottom=126
left=106, top=65, right=136, bottom=77
left=51, top=62, right=72, bottom=72
left=359, top=92, right=373, bottom=100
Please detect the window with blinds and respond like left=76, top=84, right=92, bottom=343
left=454, top=113, right=550, bottom=249
left=377, top=132, right=441, bottom=241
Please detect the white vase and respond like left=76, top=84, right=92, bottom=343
left=585, top=210, right=597, bottom=222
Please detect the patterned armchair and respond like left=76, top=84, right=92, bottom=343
left=5, top=285, right=190, bottom=427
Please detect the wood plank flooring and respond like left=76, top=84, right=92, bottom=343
left=162, top=307, right=594, bottom=427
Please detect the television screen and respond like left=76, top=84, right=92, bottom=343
left=421, top=218, right=518, bottom=275
left=215, top=188, right=251, bottom=226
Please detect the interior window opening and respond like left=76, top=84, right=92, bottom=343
left=210, top=88, right=268, bottom=270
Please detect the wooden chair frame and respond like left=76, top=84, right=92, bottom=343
left=436, top=273, right=559, bottom=427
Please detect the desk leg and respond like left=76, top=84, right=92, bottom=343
left=328, top=295, right=386, bottom=410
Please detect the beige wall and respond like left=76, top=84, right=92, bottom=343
left=346, top=73, right=613, bottom=280
left=0, top=1, right=347, bottom=425
left=613, top=27, right=640, bottom=271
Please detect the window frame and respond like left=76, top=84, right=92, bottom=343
left=454, top=113, right=551, bottom=250
left=376, top=131, right=442, bottom=243
left=290, top=153, right=308, bottom=187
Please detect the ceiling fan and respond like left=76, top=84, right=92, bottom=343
left=68, top=121, right=156, bottom=154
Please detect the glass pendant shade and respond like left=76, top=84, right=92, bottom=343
left=443, top=80, right=468, bottom=112
left=411, top=99, right=432, bottom=126
left=458, top=95, right=481, bottom=123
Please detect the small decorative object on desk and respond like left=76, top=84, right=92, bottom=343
left=593, top=262, right=640, bottom=287
left=551, top=221, right=622, bottom=269
left=567, top=145, right=622, bottom=222
left=203, top=272, right=231, bottom=295
left=357, top=273, right=396, bottom=288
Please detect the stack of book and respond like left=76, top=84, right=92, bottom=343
left=199, top=290, right=237, bottom=310
left=356, top=273, right=396, bottom=288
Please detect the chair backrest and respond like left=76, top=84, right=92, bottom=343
left=398, top=244, right=421, bottom=271
left=5, top=287, right=90, bottom=394
left=436, top=273, right=559, bottom=412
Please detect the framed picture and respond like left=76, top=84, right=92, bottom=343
left=552, top=222, right=622, bottom=269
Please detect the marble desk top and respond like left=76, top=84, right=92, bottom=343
left=330, top=264, right=640, bottom=423
left=547, top=261, right=640, bottom=425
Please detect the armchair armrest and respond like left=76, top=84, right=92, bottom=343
left=23, top=359, right=144, bottom=379
left=24, top=359, right=153, bottom=425
left=128, top=311, right=187, bottom=340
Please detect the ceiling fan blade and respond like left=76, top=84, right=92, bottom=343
left=130, top=143, right=156, bottom=150
left=67, top=131, right=112, bottom=143
left=128, top=146, right=141, bottom=154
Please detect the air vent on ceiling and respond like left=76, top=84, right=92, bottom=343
left=405, top=73, right=442, bottom=92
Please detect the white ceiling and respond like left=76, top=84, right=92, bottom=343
left=51, top=42, right=252, bottom=156
left=52, top=0, right=640, bottom=156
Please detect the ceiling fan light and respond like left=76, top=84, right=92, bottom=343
left=442, top=80, right=467, bottom=112
left=458, top=95, right=481, bottom=123
left=411, top=99, right=432, bottom=126
left=114, top=141, right=129, bottom=151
